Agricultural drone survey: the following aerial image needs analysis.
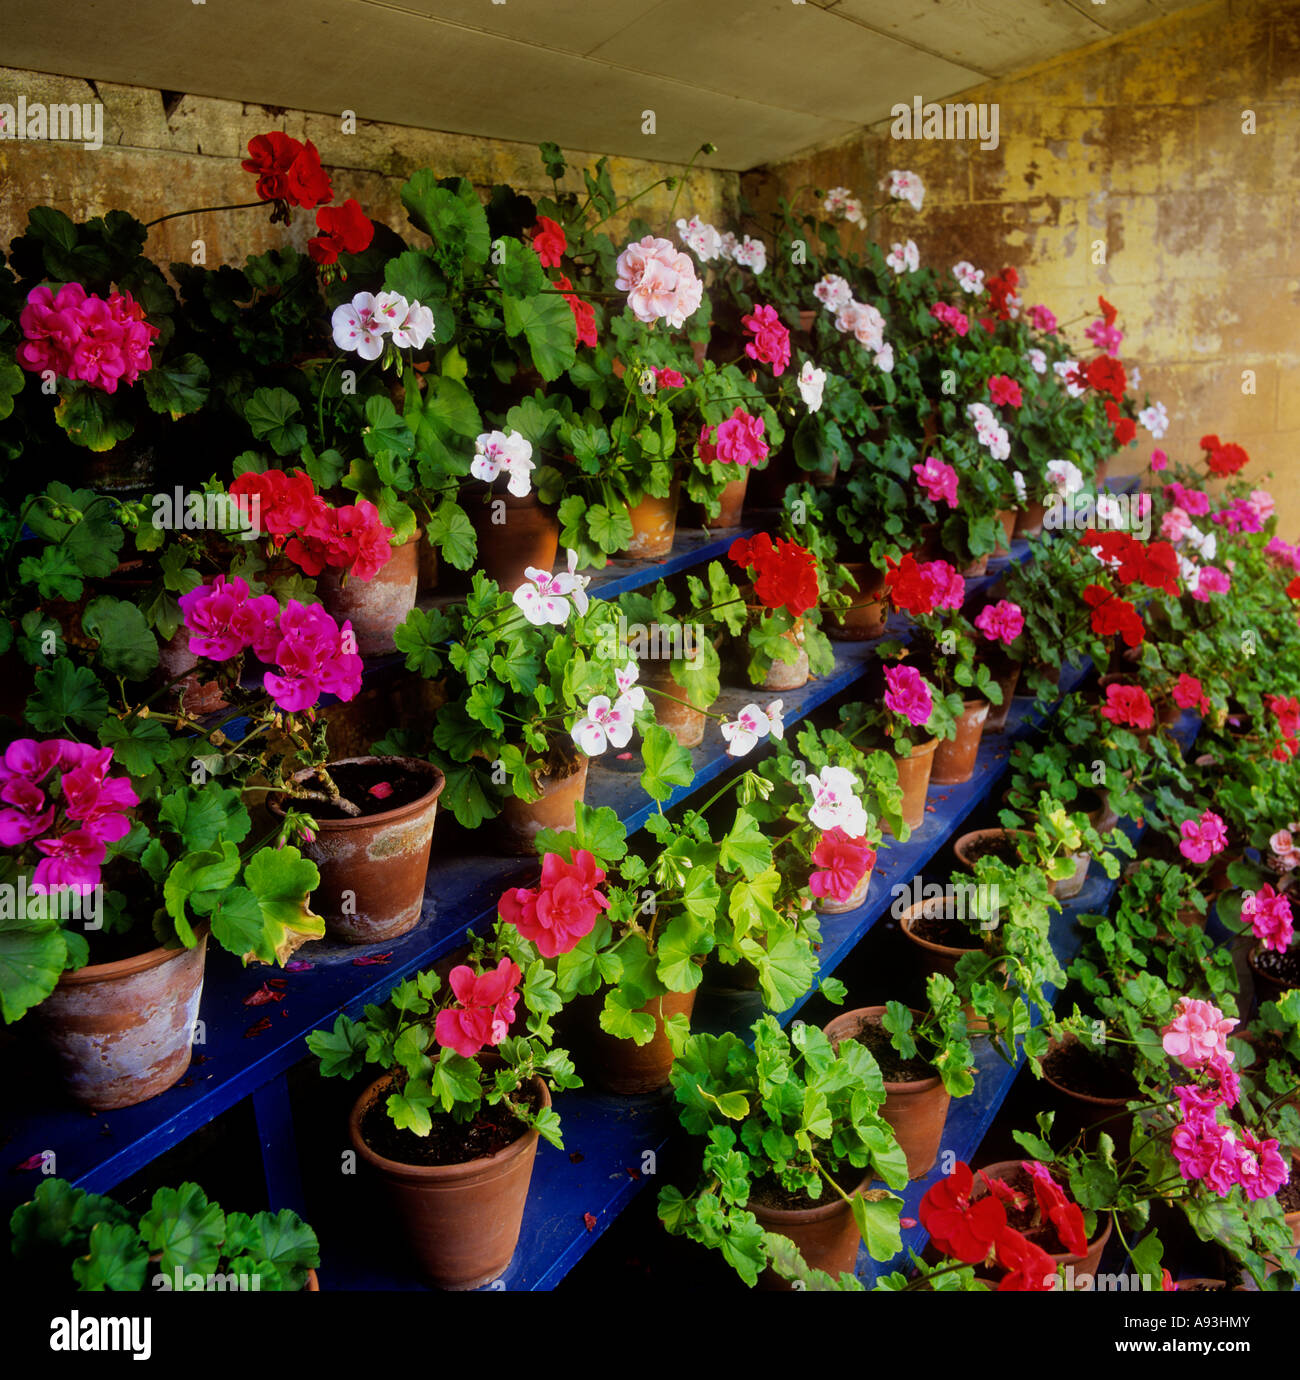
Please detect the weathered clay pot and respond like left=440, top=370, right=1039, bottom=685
left=702, top=468, right=749, bottom=530
left=885, top=736, right=938, bottom=835
left=621, top=478, right=681, bottom=558
left=158, top=630, right=228, bottom=717
left=983, top=660, right=1022, bottom=732
left=416, top=527, right=439, bottom=594
left=930, top=699, right=990, bottom=785
left=753, top=612, right=808, bottom=692
left=1054, top=850, right=1092, bottom=900
left=580, top=986, right=697, bottom=1094
left=349, top=1072, right=547, bottom=1290
left=814, top=862, right=874, bottom=915
left=996, top=509, right=1018, bottom=550
left=961, top=554, right=989, bottom=577
left=641, top=659, right=710, bottom=748
left=1249, top=942, right=1300, bottom=1004
left=900, top=902, right=998, bottom=1032
left=1014, top=502, right=1047, bottom=539
left=468, top=489, right=560, bottom=593
left=319, top=537, right=419, bottom=655
left=272, top=757, right=444, bottom=944
left=953, top=827, right=1057, bottom=895
left=749, top=1176, right=868, bottom=1291
left=971, top=1159, right=1114, bottom=1285
left=1039, top=1032, right=1136, bottom=1146
left=36, top=931, right=208, bottom=1110
left=496, top=757, right=589, bottom=855
left=796, top=308, right=818, bottom=335
left=829, top=563, right=887, bottom=641
left=824, top=1007, right=949, bottom=1178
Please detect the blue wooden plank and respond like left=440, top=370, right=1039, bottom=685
left=252, top=1072, right=307, bottom=1217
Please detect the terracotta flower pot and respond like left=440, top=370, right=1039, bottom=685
left=496, top=757, right=589, bottom=855
left=900, top=903, right=999, bottom=1032
left=996, top=509, right=1018, bottom=549
left=1039, top=1032, right=1137, bottom=1145
left=36, top=931, right=209, bottom=1110
left=971, top=1159, right=1114, bottom=1285
left=416, top=527, right=439, bottom=594
left=824, top=1007, right=949, bottom=1178
left=752, top=612, right=808, bottom=692
left=1013, top=502, right=1047, bottom=539
left=814, top=862, right=874, bottom=915
left=468, top=489, right=560, bottom=593
left=272, top=757, right=445, bottom=944
left=797, top=308, right=818, bottom=335
left=1054, top=851, right=1092, bottom=900
left=982, top=661, right=1021, bottom=732
left=318, top=537, right=419, bottom=655
left=930, top=699, right=990, bottom=785
left=702, top=468, right=749, bottom=530
left=1249, top=942, right=1300, bottom=1004
left=580, top=987, right=697, bottom=1094
left=641, top=660, right=710, bottom=748
left=885, top=736, right=938, bottom=835
left=749, top=1176, right=869, bottom=1291
left=349, top=1073, right=547, bottom=1290
left=621, top=478, right=681, bottom=559
left=158, top=630, right=228, bottom=718
left=829, top=563, right=887, bottom=642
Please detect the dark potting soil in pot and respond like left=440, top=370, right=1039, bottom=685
left=1276, top=1175, right=1300, bottom=1215
left=909, top=910, right=981, bottom=950
left=306, top=761, right=435, bottom=820
left=360, top=1082, right=541, bottom=1167
left=1043, top=1040, right=1141, bottom=1102
left=1255, top=947, right=1300, bottom=987
left=835, top=1012, right=935, bottom=1084
left=975, top=1163, right=1078, bottom=1252
left=749, top=1159, right=864, bottom=1213
left=959, top=835, right=1026, bottom=868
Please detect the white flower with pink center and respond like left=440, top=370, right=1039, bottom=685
left=814, top=274, right=853, bottom=313
left=471, top=429, right=535, bottom=497
left=884, top=169, right=925, bottom=213
left=512, top=549, right=589, bottom=626
left=720, top=703, right=771, bottom=757
left=615, top=660, right=646, bottom=712
left=1138, top=401, right=1169, bottom=439
left=765, top=699, right=785, bottom=738
left=797, top=361, right=826, bottom=413
left=805, top=766, right=868, bottom=838
left=331, top=293, right=386, bottom=360
left=731, top=235, right=768, bottom=274
left=886, top=240, right=920, bottom=274
left=952, top=261, right=984, bottom=293
left=1027, top=348, right=1047, bottom=375
left=572, top=695, right=634, bottom=755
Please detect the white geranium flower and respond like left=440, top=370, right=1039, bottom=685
left=720, top=703, right=771, bottom=757
left=471, top=429, right=535, bottom=497
left=392, top=300, right=435, bottom=351
left=806, top=766, right=868, bottom=838
left=331, top=293, right=386, bottom=360
left=874, top=342, right=895, bottom=374
left=732, top=235, right=768, bottom=274
left=676, top=216, right=723, bottom=263
left=886, top=240, right=920, bottom=274
left=512, top=550, right=589, bottom=626
left=1138, top=401, right=1169, bottom=439
left=884, top=169, right=925, bottom=213
left=1046, top=459, right=1084, bottom=496
left=615, top=661, right=646, bottom=712
left=952, top=261, right=984, bottom=294
left=765, top=700, right=785, bottom=738
left=1012, top=470, right=1028, bottom=503
left=1027, top=348, right=1047, bottom=375
left=798, top=360, right=826, bottom=413
left=572, top=695, right=635, bottom=755
left=814, top=274, right=854, bottom=313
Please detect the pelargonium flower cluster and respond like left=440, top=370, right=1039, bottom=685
left=699, top=407, right=769, bottom=468
left=308, top=199, right=374, bottom=267
left=720, top=700, right=784, bottom=757
left=1045, top=459, right=1084, bottom=496
left=499, top=849, right=610, bottom=958
left=729, top=533, right=820, bottom=617
left=434, top=958, right=522, bottom=1058
left=242, top=131, right=333, bottom=208
left=741, top=304, right=791, bottom=376
left=884, top=169, right=925, bottom=213
left=912, top=455, right=959, bottom=508
left=530, top=216, right=567, bottom=268
left=0, top=739, right=138, bottom=894
left=886, top=239, right=920, bottom=274
left=1266, top=693, right=1300, bottom=761
left=1178, top=809, right=1229, bottom=864
left=1268, top=824, right=1300, bottom=872
left=230, top=469, right=395, bottom=581
left=178, top=576, right=363, bottom=712
left=1138, top=401, right=1169, bottom=439
left=675, top=216, right=724, bottom=262
left=809, top=827, right=875, bottom=903
left=615, top=236, right=704, bottom=329
left=723, top=233, right=768, bottom=274
left=512, top=550, right=591, bottom=628
left=883, top=664, right=933, bottom=728
left=975, top=600, right=1024, bottom=646
left=833, top=300, right=892, bottom=371
left=805, top=766, right=869, bottom=839
left=1100, top=682, right=1155, bottom=731
left=823, top=186, right=865, bottom=225
left=1084, top=296, right=1123, bottom=356
left=553, top=274, right=597, bottom=348
left=572, top=662, right=645, bottom=757
left=952, top=261, right=984, bottom=294
left=331, top=290, right=434, bottom=360
left=966, top=402, right=1010, bottom=460
left=929, top=301, right=970, bottom=337
left=18, top=283, right=159, bottom=394
left=1241, top=883, right=1294, bottom=953
left=470, top=429, right=535, bottom=497
left=1200, top=434, right=1250, bottom=477
left=884, top=554, right=965, bottom=618
left=985, top=266, right=1022, bottom=322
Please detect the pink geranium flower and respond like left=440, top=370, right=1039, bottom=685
left=1163, top=997, right=1236, bottom=1069
left=912, top=456, right=959, bottom=508
left=1100, top=683, right=1155, bottom=731
left=1243, top=884, right=1295, bottom=953
left=433, top=958, right=522, bottom=1058
left=1178, top=810, right=1228, bottom=864
left=741, top=304, right=791, bottom=377
left=974, top=600, right=1024, bottom=646
left=708, top=407, right=769, bottom=468
left=809, top=827, right=875, bottom=903
left=498, top=849, right=610, bottom=958
left=988, top=374, right=1023, bottom=409
left=883, top=664, right=933, bottom=727
left=1171, top=673, right=1208, bottom=713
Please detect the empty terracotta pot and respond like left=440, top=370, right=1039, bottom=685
left=885, top=736, right=938, bottom=835
left=36, top=931, right=208, bottom=1110
left=273, top=756, right=445, bottom=944
left=931, top=699, right=990, bottom=785
left=622, top=479, right=681, bottom=558
left=824, top=1007, right=949, bottom=1178
left=468, top=489, right=560, bottom=593
left=749, top=1176, right=869, bottom=1291
left=496, top=757, right=589, bottom=855
left=830, top=563, right=887, bottom=641
left=580, top=987, right=698, bottom=1094
left=349, top=1073, right=547, bottom=1290
left=319, top=536, right=419, bottom=655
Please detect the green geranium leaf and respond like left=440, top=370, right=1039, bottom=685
left=81, top=596, right=159, bottom=681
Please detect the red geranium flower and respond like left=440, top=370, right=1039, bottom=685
left=1083, top=584, right=1145, bottom=647
left=918, top=1162, right=1006, bottom=1264
left=988, top=374, right=1023, bottom=409
left=730, top=533, right=820, bottom=617
left=285, top=140, right=333, bottom=210
left=1025, top=1161, right=1088, bottom=1257
left=1101, top=682, right=1155, bottom=730
left=242, top=131, right=301, bottom=202
left=552, top=274, right=597, bottom=348
left=1267, top=694, right=1300, bottom=741
left=498, top=849, right=609, bottom=957
left=995, top=1227, right=1059, bottom=1291
left=1206, top=439, right=1249, bottom=476
left=1086, top=356, right=1128, bottom=402
left=986, top=266, right=1020, bottom=321
left=1172, top=673, right=1208, bottom=713
left=1104, top=398, right=1136, bottom=444
left=1099, top=295, right=1118, bottom=327
left=308, top=199, right=374, bottom=266
left=1199, top=434, right=1221, bottom=451
left=1287, top=576, right=1300, bottom=601
left=884, top=553, right=937, bottom=617
left=531, top=216, right=567, bottom=269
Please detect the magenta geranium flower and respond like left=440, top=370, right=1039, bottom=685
left=912, top=456, right=958, bottom=508
left=1178, top=810, right=1228, bottom=864
left=883, top=664, right=933, bottom=727
left=262, top=602, right=364, bottom=713
left=808, top=827, right=875, bottom=903
left=1162, top=997, right=1236, bottom=1069
left=1243, top=884, right=1294, bottom=953
left=741, top=304, right=791, bottom=377
left=974, top=600, right=1024, bottom=646
left=1234, top=1129, right=1290, bottom=1201
left=988, top=374, right=1023, bottom=409
left=707, top=406, right=769, bottom=468
left=434, top=958, right=522, bottom=1058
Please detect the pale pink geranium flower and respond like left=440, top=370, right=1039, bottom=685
left=1161, top=997, right=1236, bottom=1070
left=331, top=293, right=386, bottom=360
left=764, top=699, right=785, bottom=738
left=884, top=169, right=925, bottom=212
left=952, top=261, right=984, bottom=294
left=392, top=299, right=435, bottom=350
left=572, top=695, right=634, bottom=755
left=1026, top=348, right=1048, bottom=375
left=814, top=274, right=853, bottom=313
left=886, top=240, right=920, bottom=274
left=1161, top=507, right=1192, bottom=542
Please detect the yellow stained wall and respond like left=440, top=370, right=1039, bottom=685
left=0, top=66, right=736, bottom=303
left=745, top=0, right=1300, bottom=536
